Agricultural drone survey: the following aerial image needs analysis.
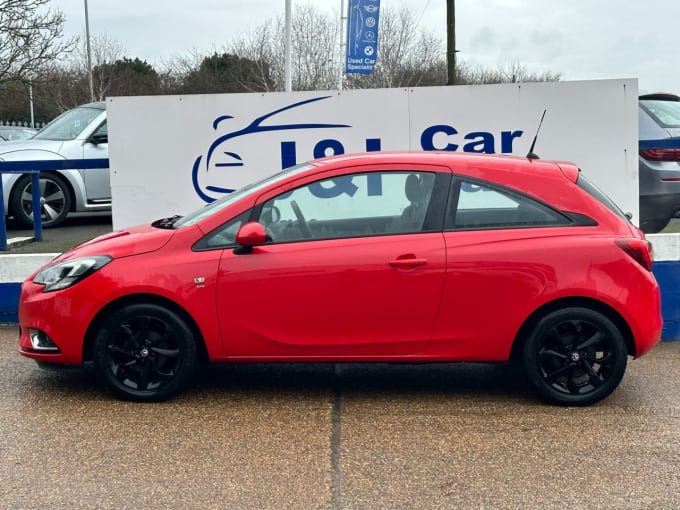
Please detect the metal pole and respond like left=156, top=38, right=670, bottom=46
left=30, top=173, right=42, bottom=241
left=28, top=83, right=35, bottom=128
left=284, top=0, right=292, bottom=92
left=84, top=0, right=94, bottom=101
left=0, top=176, right=7, bottom=251
left=338, top=0, right=345, bottom=90
left=447, top=0, right=456, bottom=85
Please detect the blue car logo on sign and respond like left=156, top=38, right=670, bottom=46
left=191, top=96, right=350, bottom=203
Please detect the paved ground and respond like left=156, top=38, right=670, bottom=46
left=3, top=212, right=113, bottom=254
left=0, top=325, right=678, bottom=509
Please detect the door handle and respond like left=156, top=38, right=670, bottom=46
left=389, top=256, right=428, bottom=269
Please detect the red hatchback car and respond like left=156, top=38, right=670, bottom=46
left=18, top=152, right=662, bottom=405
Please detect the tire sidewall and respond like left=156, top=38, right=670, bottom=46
left=10, top=172, right=72, bottom=228
left=93, top=303, right=197, bottom=402
left=522, top=307, right=628, bottom=406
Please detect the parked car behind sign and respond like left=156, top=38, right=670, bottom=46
left=0, top=102, right=109, bottom=228
left=638, top=92, right=680, bottom=233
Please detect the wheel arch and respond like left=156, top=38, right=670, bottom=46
left=8, top=171, right=78, bottom=215
left=510, top=297, right=636, bottom=361
left=83, top=293, right=209, bottom=363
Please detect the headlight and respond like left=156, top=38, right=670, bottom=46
left=33, top=255, right=112, bottom=292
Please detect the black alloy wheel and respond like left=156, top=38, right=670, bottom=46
left=93, top=304, right=197, bottom=402
left=522, top=307, right=628, bottom=406
left=10, top=172, right=72, bottom=228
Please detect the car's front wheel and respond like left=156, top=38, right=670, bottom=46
left=93, top=304, right=197, bottom=402
left=9, top=172, right=72, bottom=228
left=522, top=307, right=628, bottom=406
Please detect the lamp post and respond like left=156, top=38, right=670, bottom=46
left=84, top=0, right=94, bottom=101
left=284, top=0, right=292, bottom=92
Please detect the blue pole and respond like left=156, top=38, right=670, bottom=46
left=31, top=173, right=42, bottom=241
left=0, top=176, right=7, bottom=251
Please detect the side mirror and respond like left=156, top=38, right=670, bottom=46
left=234, top=221, right=267, bottom=253
left=88, top=132, right=108, bottom=145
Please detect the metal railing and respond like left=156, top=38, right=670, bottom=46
left=0, top=159, right=110, bottom=251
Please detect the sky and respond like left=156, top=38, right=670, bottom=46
left=53, top=0, right=679, bottom=93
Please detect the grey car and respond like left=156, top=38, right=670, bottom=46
left=0, top=102, right=109, bottom=228
left=639, top=92, right=680, bottom=233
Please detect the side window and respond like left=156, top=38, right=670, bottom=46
left=447, top=179, right=570, bottom=230
left=258, top=171, right=436, bottom=243
left=194, top=211, right=251, bottom=250
left=95, top=120, right=108, bottom=135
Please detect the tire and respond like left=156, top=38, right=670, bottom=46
left=93, top=304, right=197, bottom=402
left=9, top=172, right=72, bottom=228
left=522, top=307, right=627, bottom=406
left=641, top=218, right=670, bottom=234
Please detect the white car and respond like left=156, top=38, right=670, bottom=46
left=0, top=102, right=109, bottom=228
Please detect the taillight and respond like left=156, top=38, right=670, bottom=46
left=639, top=148, right=680, bottom=162
left=615, top=238, right=653, bottom=271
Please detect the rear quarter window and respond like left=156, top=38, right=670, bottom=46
left=577, top=174, right=630, bottom=221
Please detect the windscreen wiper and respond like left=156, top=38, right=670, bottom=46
left=151, top=215, right=183, bottom=229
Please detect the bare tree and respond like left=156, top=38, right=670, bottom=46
left=175, top=3, right=561, bottom=93
left=0, top=0, right=76, bottom=84
left=226, top=4, right=339, bottom=92
left=227, top=23, right=278, bottom=92
left=29, top=33, right=128, bottom=114
left=84, top=33, right=128, bottom=100
left=456, top=59, right=562, bottom=85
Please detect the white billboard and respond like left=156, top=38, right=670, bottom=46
left=107, top=79, right=638, bottom=229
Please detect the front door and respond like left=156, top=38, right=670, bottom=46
left=82, top=121, right=110, bottom=201
left=215, top=168, right=448, bottom=359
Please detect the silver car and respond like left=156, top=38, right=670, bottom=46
left=0, top=102, right=109, bottom=228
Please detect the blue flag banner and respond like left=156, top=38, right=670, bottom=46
left=345, top=0, right=381, bottom=74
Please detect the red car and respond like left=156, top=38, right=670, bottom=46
left=18, top=152, right=662, bottom=405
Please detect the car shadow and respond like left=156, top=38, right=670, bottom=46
left=192, top=361, right=533, bottom=403
left=17, top=361, right=533, bottom=405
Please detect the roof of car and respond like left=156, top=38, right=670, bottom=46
left=79, top=101, right=106, bottom=110
left=316, top=150, right=578, bottom=179
left=316, top=151, right=579, bottom=191
left=639, top=92, right=680, bottom=101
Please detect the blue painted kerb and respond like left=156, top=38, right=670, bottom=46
left=0, top=283, right=21, bottom=323
left=653, top=262, right=680, bottom=340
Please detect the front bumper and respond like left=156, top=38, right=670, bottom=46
left=18, top=279, right=104, bottom=366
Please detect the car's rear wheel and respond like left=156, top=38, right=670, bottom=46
left=522, top=307, right=627, bottom=406
left=93, top=304, right=197, bottom=402
left=9, top=172, right=72, bottom=228
left=641, top=218, right=670, bottom=234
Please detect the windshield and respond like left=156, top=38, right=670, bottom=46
left=174, top=162, right=316, bottom=227
left=33, top=106, right=104, bottom=141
